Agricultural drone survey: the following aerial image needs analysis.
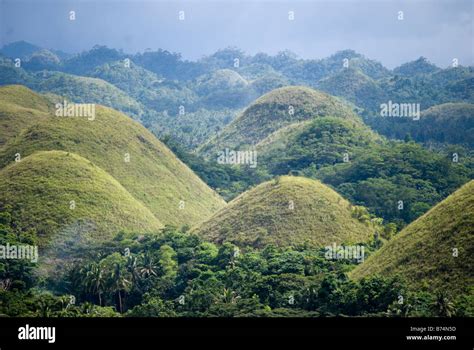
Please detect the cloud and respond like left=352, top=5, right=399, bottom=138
left=1, top=0, right=472, bottom=67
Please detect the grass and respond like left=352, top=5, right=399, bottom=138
left=193, top=176, right=378, bottom=248
left=198, top=86, right=359, bottom=156
left=256, top=116, right=384, bottom=174
left=35, top=71, right=145, bottom=119
left=350, top=180, right=474, bottom=296
left=0, top=85, right=52, bottom=147
left=0, top=85, right=226, bottom=227
left=0, top=150, right=163, bottom=248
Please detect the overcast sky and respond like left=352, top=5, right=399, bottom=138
left=0, top=0, right=472, bottom=68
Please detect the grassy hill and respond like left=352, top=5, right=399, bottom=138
left=198, top=86, right=359, bottom=156
left=33, top=71, right=144, bottom=119
left=193, top=176, right=377, bottom=248
left=0, top=85, right=52, bottom=148
left=317, top=68, right=387, bottom=112
left=256, top=117, right=383, bottom=175
left=0, top=150, right=163, bottom=248
left=0, top=85, right=226, bottom=227
left=350, top=180, right=474, bottom=296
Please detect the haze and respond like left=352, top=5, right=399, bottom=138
left=0, top=0, right=472, bottom=68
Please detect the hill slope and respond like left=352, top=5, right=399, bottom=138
left=0, top=150, right=163, bottom=248
left=193, top=176, right=377, bottom=248
left=256, top=116, right=383, bottom=175
left=198, top=86, right=359, bottom=156
left=0, top=85, right=52, bottom=147
left=350, top=180, right=474, bottom=296
left=34, top=71, right=144, bottom=119
left=316, top=68, right=387, bottom=112
left=0, top=85, right=226, bottom=227
left=366, top=103, right=474, bottom=147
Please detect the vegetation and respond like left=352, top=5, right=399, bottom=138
left=316, top=67, right=387, bottom=112
left=256, top=117, right=383, bottom=175
left=316, top=141, right=473, bottom=227
left=0, top=151, right=163, bottom=245
left=198, top=86, right=359, bottom=156
left=0, top=42, right=472, bottom=318
left=351, top=180, right=474, bottom=297
left=193, top=176, right=380, bottom=248
left=365, top=103, right=474, bottom=147
left=2, top=227, right=471, bottom=317
left=0, top=86, right=226, bottom=227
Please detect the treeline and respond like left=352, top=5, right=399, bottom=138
left=1, top=226, right=471, bottom=317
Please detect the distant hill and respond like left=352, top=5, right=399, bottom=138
left=350, top=180, right=474, bottom=296
left=0, top=85, right=226, bottom=227
left=61, top=45, right=124, bottom=75
left=393, top=57, right=440, bottom=76
left=317, top=67, right=387, bottom=112
left=91, top=60, right=162, bottom=93
left=90, top=60, right=199, bottom=113
left=192, top=69, right=255, bottom=109
left=198, top=86, right=358, bottom=156
left=23, top=49, right=61, bottom=71
left=0, top=150, right=163, bottom=247
left=33, top=71, right=145, bottom=119
left=0, top=41, right=42, bottom=60
left=0, top=56, right=35, bottom=86
left=366, top=103, right=474, bottom=147
left=318, top=50, right=391, bottom=80
left=256, top=116, right=383, bottom=175
left=193, top=176, right=377, bottom=248
left=0, top=58, right=146, bottom=119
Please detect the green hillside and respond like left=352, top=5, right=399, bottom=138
left=366, top=103, right=474, bottom=147
left=0, top=150, right=163, bottom=248
left=192, top=69, right=254, bottom=109
left=393, top=57, right=440, bottom=76
left=194, top=176, right=377, bottom=248
left=34, top=71, right=144, bottom=119
left=198, top=86, right=359, bottom=156
left=0, top=56, right=35, bottom=86
left=256, top=117, right=383, bottom=175
left=0, top=85, right=226, bottom=227
left=317, top=67, right=387, bottom=112
left=0, top=85, right=52, bottom=148
left=350, top=180, right=474, bottom=296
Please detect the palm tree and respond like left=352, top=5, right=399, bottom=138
left=35, top=299, right=53, bottom=317
left=139, top=253, right=158, bottom=279
left=126, top=255, right=140, bottom=288
left=219, top=288, right=241, bottom=304
left=109, top=262, right=131, bottom=313
left=434, top=292, right=455, bottom=317
left=82, top=263, right=106, bottom=306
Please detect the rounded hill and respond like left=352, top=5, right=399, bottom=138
left=198, top=86, right=359, bottom=156
left=0, top=150, right=163, bottom=248
left=0, top=86, right=226, bottom=227
left=193, top=176, right=377, bottom=248
left=350, top=180, right=474, bottom=296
